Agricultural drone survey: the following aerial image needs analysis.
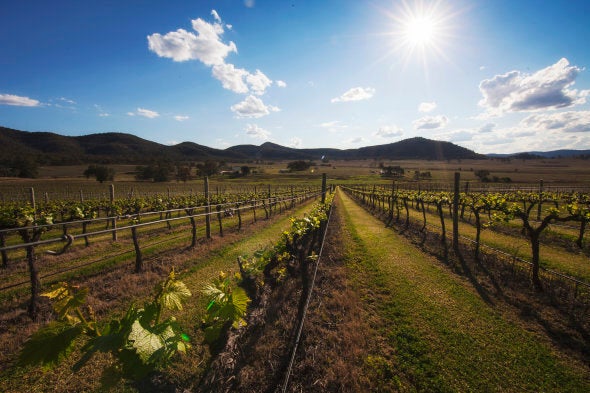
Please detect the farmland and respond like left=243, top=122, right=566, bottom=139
left=0, top=158, right=589, bottom=392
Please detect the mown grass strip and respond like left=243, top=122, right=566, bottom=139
left=337, top=190, right=590, bottom=392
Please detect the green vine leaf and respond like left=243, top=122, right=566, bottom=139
left=160, top=280, right=192, bottom=312
left=42, top=283, right=88, bottom=322
left=128, top=320, right=175, bottom=363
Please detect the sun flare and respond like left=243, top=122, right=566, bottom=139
left=404, top=15, right=436, bottom=46
left=382, top=0, right=458, bottom=70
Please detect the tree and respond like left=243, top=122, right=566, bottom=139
left=84, top=165, right=114, bottom=183
left=287, top=160, right=311, bottom=172
left=474, top=169, right=491, bottom=182
left=13, top=157, right=39, bottom=178
left=240, top=166, right=251, bottom=177
left=196, top=160, right=219, bottom=177
left=380, top=165, right=404, bottom=178
left=135, top=163, right=171, bottom=182
left=176, top=165, right=192, bottom=182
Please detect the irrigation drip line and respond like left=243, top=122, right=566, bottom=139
left=0, top=192, right=322, bottom=252
left=0, top=232, right=191, bottom=292
left=281, top=202, right=334, bottom=393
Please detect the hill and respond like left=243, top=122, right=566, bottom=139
left=487, top=149, right=590, bottom=159
left=0, top=126, right=483, bottom=167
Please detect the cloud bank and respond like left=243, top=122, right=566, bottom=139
left=478, top=58, right=589, bottom=116
left=148, top=11, right=279, bottom=111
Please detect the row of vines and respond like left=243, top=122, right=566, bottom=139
left=0, top=179, right=322, bottom=319
left=341, top=178, right=590, bottom=312
left=14, top=192, right=333, bottom=387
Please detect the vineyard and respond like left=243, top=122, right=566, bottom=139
left=341, top=180, right=590, bottom=294
left=1, top=173, right=589, bottom=392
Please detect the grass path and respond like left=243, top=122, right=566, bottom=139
left=335, top=189, right=590, bottom=391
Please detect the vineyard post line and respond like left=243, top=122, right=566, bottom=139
left=205, top=177, right=211, bottom=239
left=0, top=191, right=323, bottom=251
left=1, top=189, right=323, bottom=319
left=453, top=172, right=460, bottom=252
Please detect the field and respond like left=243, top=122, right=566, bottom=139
left=0, top=158, right=589, bottom=392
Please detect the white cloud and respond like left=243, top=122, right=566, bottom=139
left=345, top=136, right=367, bottom=144
left=167, top=140, right=179, bottom=145
left=94, top=104, right=109, bottom=117
left=133, top=108, right=160, bottom=118
left=231, top=95, right=280, bottom=118
left=174, top=115, right=190, bottom=121
left=318, top=120, right=348, bottom=132
left=276, top=80, right=287, bottom=88
left=464, top=115, right=590, bottom=154
left=212, top=63, right=250, bottom=93
left=520, top=111, right=590, bottom=133
left=0, top=93, right=41, bottom=107
left=148, top=12, right=275, bottom=97
left=127, top=112, right=135, bottom=116
left=418, top=101, right=437, bottom=113
left=58, top=97, right=76, bottom=105
left=331, top=87, right=375, bottom=103
left=413, top=115, right=449, bottom=130
left=438, top=129, right=474, bottom=142
left=479, top=123, right=496, bottom=133
left=245, top=124, right=271, bottom=140
left=147, top=18, right=236, bottom=65
left=211, top=65, right=272, bottom=95
left=244, top=0, right=255, bottom=8
left=478, top=58, right=589, bottom=116
left=288, top=137, right=302, bottom=148
left=211, top=10, right=221, bottom=23
left=246, top=69, right=273, bottom=95
left=374, top=125, right=403, bottom=138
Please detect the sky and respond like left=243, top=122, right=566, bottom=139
left=1, top=0, right=590, bottom=154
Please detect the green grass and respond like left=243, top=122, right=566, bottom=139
left=337, top=189, right=590, bottom=391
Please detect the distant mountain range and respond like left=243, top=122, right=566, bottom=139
left=487, top=150, right=590, bottom=159
left=0, top=126, right=483, bottom=164
left=2, top=126, right=589, bottom=166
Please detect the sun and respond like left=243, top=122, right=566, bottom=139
left=381, top=0, right=458, bottom=70
left=404, top=15, right=436, bottom=46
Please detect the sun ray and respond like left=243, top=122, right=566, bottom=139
left=373, top=0, right=461, bottom=76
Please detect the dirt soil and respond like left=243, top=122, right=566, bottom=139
left=197, top=196, right=392, bottom=392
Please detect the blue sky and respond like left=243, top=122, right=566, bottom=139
left=1, top=0, right=590, bottom=154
